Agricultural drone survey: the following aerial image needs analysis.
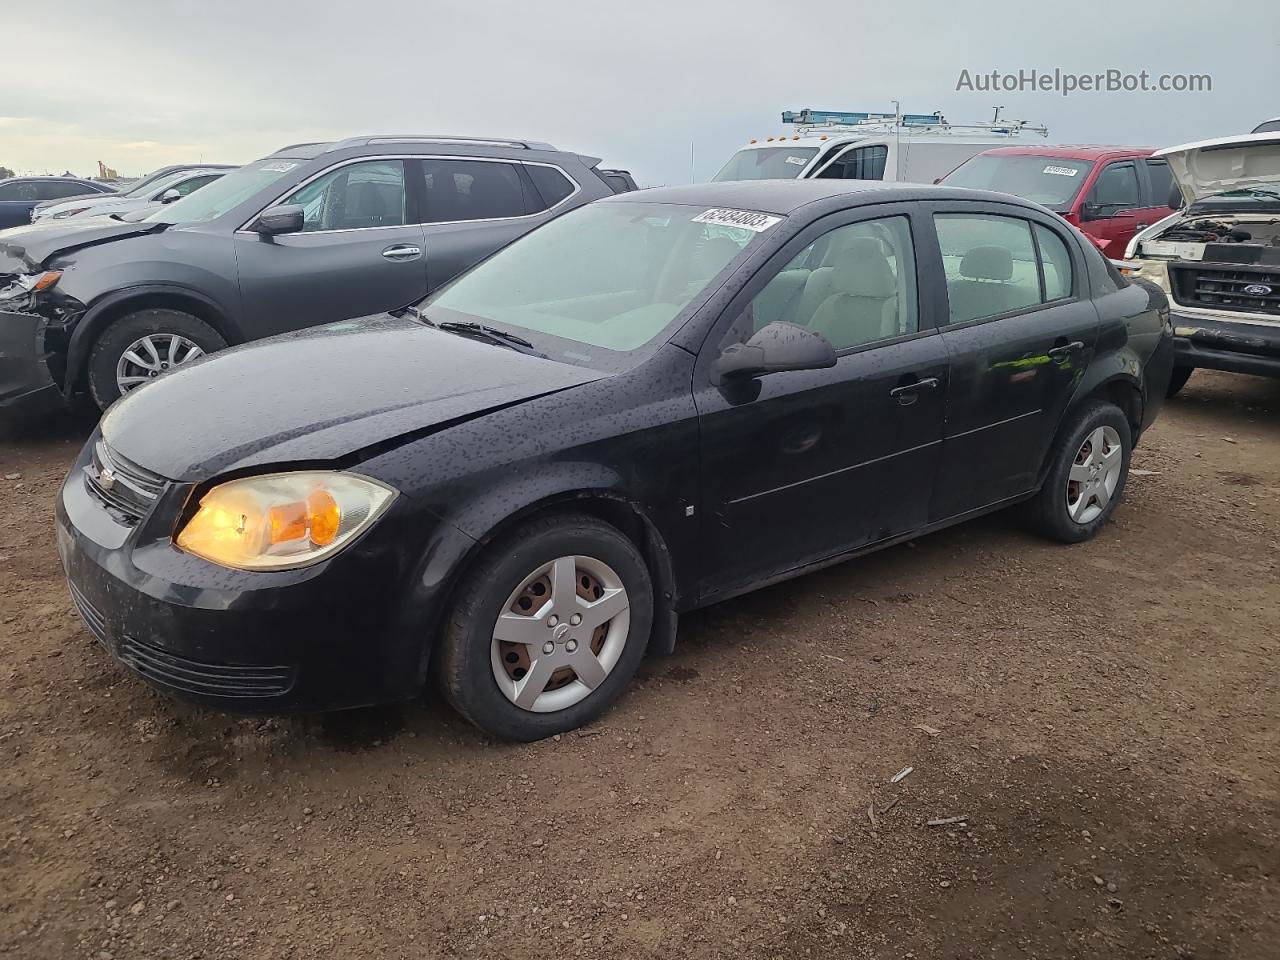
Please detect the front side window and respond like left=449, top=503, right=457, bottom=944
left=284, top=160, right=406, bottom=232
left=173, top=174, right=220, bottom=197
left=420, top=159, right=529, bottom=223
left=736, top=216, right=917, bottom=351
left=816, top=145, right=889, bottom=181
left=711, top=147, right=819, bottom=182
left=935, top=214, right=1043, bottom=324
left=423, top=201, right=761, bottom=361
left=1090, top=162, right=1140, bottom=210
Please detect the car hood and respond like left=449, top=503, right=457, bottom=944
left=100, top=314, right=605, bottom=482
left=0, top=217, right=165, bottom=274
left=1155, top=132, right=1280, bottom=204
left=33, top=191, right=113, bottom=213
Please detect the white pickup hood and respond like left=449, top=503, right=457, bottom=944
left=1155, top=132, right=1280, bottom=205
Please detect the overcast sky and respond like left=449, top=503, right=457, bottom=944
left=5, top=0, right=1277, bottom=184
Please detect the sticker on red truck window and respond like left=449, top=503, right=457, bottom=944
left=692, top=208, right=783, bottom=232
left=1043, top=165, right=1080, bottom=176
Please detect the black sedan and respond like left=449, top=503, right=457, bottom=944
left=57, top=180, right=1174, bottom=740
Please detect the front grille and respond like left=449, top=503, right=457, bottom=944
left=117, top=635, right=296, bottom=699
left=68, top=582, right=108, bottom=647
left=83, top=441, right=167, bottom=524
left=1172, top=266, right=1280, bottom=317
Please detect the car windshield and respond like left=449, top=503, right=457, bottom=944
left=139, top=169, right=201, bottom=199
left=943, top=155, right=1095, bottom=211
left=144, top=160, right=296, bottom=224
left=421, top=201, right=769, bottom=364
left=712, top=146, right=818, bottom=182
left=121, top=170, right=177, bottom=196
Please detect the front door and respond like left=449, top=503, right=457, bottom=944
left=1080, top=159, right=1143, bottom=256
left=234, top=158, right=428, bottom=338
left=693, top=208, right=949, bottom=600
left=925, top=205, right=1100, bottom=520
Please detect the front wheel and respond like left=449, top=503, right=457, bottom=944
left=436, top=513, right=653, bottom=741
left=87, top=309, right=227, bottom=411
left=1023, top=401, right=1132, bottom=544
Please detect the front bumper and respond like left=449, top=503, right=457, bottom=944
left=55, top=439, right=457, bottom=713
left=0, top=309, right=67, bottom=418
left=1172, top=311, right=1280, bottom=378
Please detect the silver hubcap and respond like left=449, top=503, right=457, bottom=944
left=1066, top=425, right=1123, bottom=524
left=490, top=555, right=630, bottom=713
left=116, top=334, right=204, bottom=395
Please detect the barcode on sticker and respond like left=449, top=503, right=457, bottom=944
left=692, top=208, right=782, bottom=233
left=1043, top=165, right=1079, bottom=177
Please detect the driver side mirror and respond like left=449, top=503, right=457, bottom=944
left=253, top=203, right=305, bottom=236
left=715, top=321, right=837, bottom=381
left=159, top=188, right=181, bottom=203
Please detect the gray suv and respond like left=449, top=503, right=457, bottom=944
left=0, top=135, right=631, bottom=415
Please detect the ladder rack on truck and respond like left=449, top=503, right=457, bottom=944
left=781, top=108, right=1049, bottom=139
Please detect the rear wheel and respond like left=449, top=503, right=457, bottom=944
left=1166, top=365, right=1193, bottom=398
left=88, top=309, right=226, bottom=411
left=436, top=513, right=653, bottom=741
left=1023, top=401, right=1131, bottom=543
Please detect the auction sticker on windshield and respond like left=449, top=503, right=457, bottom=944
left=1043, top=165, right=1080, bottom=177
left=692, top=208, right=783, bottom=232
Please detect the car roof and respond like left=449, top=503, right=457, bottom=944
left=971, top=145, right=1155, bottom=161
left=1, top=175, right=98, bottom=183
left=604, top=180, right=1035, bottom=216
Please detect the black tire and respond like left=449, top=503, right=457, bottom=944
left=436, top=512, right=654, bottom=741
left=1023, top=401, right=1132, bottom=544
left=1166, top=365, right=1193, bottom=398
left=87, top=309, right=226, bottom=411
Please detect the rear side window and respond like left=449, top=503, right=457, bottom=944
left=525, top=164, right=575, bottom=209
left=1144, top=159, right=1174, bottom=207
left=1090, top=162, right=1140, bottom=210
left=284, top=160, right=407, bottom=232
left=934, top=214, right=1043, bottom=323
left=420, top=159, right=530, bottom=223
left=816, top=145, right=889, bottom=181
left=1034, top=224, right=1073, bottom=300
left=0, top=181, right=38, bottom=201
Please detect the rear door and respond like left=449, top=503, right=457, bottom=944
left=924, top=203, right=1099, bottom=520
left=693, top=205, right=950, bottom=599
left=1080, top=159, right=1143, bottom=256
left=418, top=158, right=577, bottom=290
left=234, top=158, right=428, bottom=338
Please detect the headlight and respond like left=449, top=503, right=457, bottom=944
left=175, top=471, right=397, bottom=571
left=50, top=207, right=90, bottom=219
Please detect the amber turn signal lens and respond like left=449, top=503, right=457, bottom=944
left=33, top=270, right=63, bottom=291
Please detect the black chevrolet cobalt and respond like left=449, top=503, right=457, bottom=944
left=57, top=181, right=1174, bottom=740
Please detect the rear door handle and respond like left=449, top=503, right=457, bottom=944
left=381, top=244, right=422, bottom=261
left=889, top=376, right=941, bottom=405
left=1048, top=340, right=1085, bottom=361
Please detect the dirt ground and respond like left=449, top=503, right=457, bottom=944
left=1, top=369, right=1278, bottom=960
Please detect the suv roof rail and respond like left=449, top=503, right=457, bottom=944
left=325, top=135, right=557, bottom=152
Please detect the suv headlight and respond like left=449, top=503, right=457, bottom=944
left=50, top=207, right=91, bottom=219
left=176, top=471, right=397, bottom=570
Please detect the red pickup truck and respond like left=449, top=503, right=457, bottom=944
left=941, top=145, right=1177, bottom=255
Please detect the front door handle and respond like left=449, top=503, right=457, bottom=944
left=381, top=243, right=422, bottom=261
left=1048, top=340, right=1085, bottom=361
left=1135, top=222, right=1149, bottom=229
left=889, top=376, right=941, bottom=405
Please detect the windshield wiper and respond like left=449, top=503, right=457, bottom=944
left=404, top=308, right=545, bottom=357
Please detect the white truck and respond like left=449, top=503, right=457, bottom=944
left=712, top=108, right=1049, bottom=186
